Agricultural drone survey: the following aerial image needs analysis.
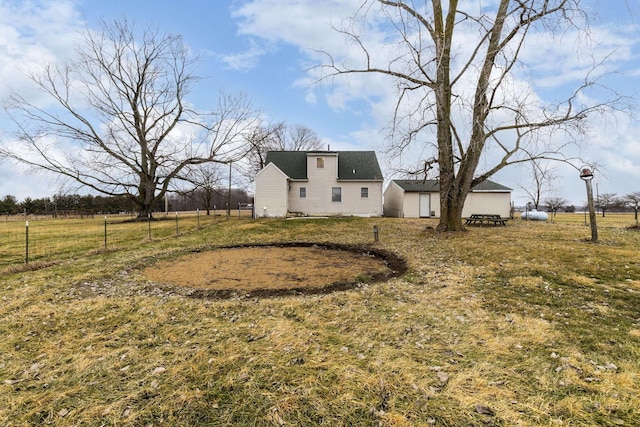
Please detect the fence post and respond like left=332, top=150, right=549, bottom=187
left=25, top=220, right=29, bottom=264
left=104, top=216, right=108, bottom=250
left=147, top=214, right=152, bottom=239
left=175, top=211, right=179, bottom=236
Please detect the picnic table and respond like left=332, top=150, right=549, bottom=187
left=465, top=214, right=508, bottom=226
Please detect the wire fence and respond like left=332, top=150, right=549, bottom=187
left=536, top=211, right=639, bottom=228
left=1, top=209, right=637, bottom=271
left=0, top=209, right=253, bottom=269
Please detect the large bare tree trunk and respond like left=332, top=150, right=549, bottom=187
left=432, top=0, right=462, bottom=231
left=319, top=0, right=620, bottom=232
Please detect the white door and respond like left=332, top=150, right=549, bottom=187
left=419, top=193, right=430, bottom=217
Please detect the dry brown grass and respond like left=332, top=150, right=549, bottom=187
left=1, top=216, right=639, bottom=426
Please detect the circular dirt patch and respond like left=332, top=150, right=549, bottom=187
left=142, top=243, right=406, bottom=298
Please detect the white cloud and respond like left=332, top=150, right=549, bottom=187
left=0, top=1, right=84, bottom=100
left=230, top=0, right=640, bottom=202
left=232, top=0, right=360, bottom=47
left=518, top=25, right=637, bottom=92
left=218, top=40, right=275, bottom=71
left=2, top=0, right=639, bottom=205
left=0, top=1, right=85, bottom=198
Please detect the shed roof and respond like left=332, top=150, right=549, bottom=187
left=393, top=179, right=440, bottom=192
left=392, top=179, right=512, bottom=192
left=472, top=180, right=513, bottom=192
left=264, top=151, right=383, bottom=181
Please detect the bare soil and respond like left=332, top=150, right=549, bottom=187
left=142, top=243, right=406, bottom=298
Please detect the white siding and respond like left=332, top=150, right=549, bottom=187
left=338, top=182, right=383, bottom=216
left=384, top=183, right=439, bottom=218
left=412, top=192, right=505, bottom=218
left=431, top=193, right=442, bottom=217
left=288, top=181, right=310, bottom=214
left=255, top=152, right=384, bottom=217
left=402, top=191, right=508, bottom=218
left=292, top=180, right=382, bottom=216
left=304, top=153, right=339, bottom=214
left=396, top=192, right=440, bottom=218
left=462, top=192, right=511, bottom=217
left=299, top=153, right=382, bottom=216
left=254, top=164, right=288, bottom=217
left=402, top=193, right=420, bottom=218
left=383, top=181, right=404, bottom=217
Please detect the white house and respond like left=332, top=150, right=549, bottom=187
left=254, top=151, right=384, bottom=217
left=383, top=179, right=512, bottom=218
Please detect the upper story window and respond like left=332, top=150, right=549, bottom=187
left=361, top=187, right=369, bottom=198
left=316, top=157, right=324, bottom=168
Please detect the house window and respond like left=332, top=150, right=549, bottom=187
left=361, top=187, right=369, bottom=198
left=300, top=187, right=306, bottom=198
left=332, top=187, right=342, bottom=202
left=316, top=157, right=324, bottom=168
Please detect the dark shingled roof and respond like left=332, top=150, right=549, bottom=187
left=264, top=151, right=383, bottom=181
left=264, top=151, right=308, bottom=179
left=393, top=179, right=512, bottom=192
left=393, top=179, right=440, bottom=192
left=336, top=151, right=383, bottom=180
left=472, top=180, right=512, bottom=192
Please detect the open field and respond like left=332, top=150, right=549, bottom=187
left=539, top=212, right=639, bottom=228
left=1, top=215, right=639, bottom=425
left=0, top=212, right=244, bottom=268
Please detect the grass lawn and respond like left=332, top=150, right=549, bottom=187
left=1, top=215, right=639, bottom=426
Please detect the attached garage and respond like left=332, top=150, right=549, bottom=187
left=383, top=179, right=512, bottom=218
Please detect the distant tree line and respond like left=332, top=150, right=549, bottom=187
left=537, top=192, right=640, bottom=218
left=1, top=194, right=139, bottom=217
left=168, top=188, right=252, bottom=215
left=0, top=188, right=253, bottom=217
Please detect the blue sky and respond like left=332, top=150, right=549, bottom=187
left=1, top=0, right=640, bottom=206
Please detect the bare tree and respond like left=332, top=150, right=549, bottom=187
left=242, top=121, right=323, bottom=180
left=319, top=0, right=625, bottom=231
left=175, top=162, right=224, bottom=215
left=596, top=193, right=619, bottom=217
left=543, top=196, right=567, bottom=217
left=243, top=122, right=285, bottom=178
left=521, top=159, right=558, bottom=210
left=1, top=20, right=257, bottom=218
left=283, top=123, right=324, bottom=151
left=625, top=192, right=640, bottom=225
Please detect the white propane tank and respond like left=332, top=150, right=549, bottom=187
left=520, top=210, right=548, bottom=221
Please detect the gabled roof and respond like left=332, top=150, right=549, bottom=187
left=264, top=151, right=307, bottom=179
left=264, top=151, right=384, bottom=181
left=392, top=179, right=512, bottom=192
